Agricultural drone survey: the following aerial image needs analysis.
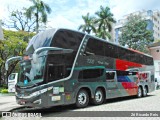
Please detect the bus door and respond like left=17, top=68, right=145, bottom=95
left=46, top=63, right=66, bottom=106
left=106, top=71, right=119, bottom=98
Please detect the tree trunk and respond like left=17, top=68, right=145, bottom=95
left=36, top=10, right=39, bottom=33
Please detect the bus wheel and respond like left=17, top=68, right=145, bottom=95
left=143, top=86, right=147, bottom=97
left=92, top=88, right=104, bottom=105
left=137, top=87, right=142, bottom=98
left=76, top=89, right=89, bottom=108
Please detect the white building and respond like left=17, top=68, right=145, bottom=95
left=115, top=10, right=160, bottom=44
left=148, top=42, right=160, bottom=89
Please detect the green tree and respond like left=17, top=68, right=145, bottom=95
left=95, top=6, right=116, bottom=39
left=78, top=13, right=96, bottom=34
left=119, top=15, right=154, bottom=53
left=154, top=39, right=160, bottom=43
left=0, top=30, right=35, bottom=84
left=26, top=0, right=52, bottom=33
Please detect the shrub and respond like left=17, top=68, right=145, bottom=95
left=1, top=89, right=8, bottom=93
left=2, top=84, right=8, bottom=89
left=0, top=84, right=8, bottom=89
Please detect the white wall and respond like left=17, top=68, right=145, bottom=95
left=154, top=60, right=160, bottom=81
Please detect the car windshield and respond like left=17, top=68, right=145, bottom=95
left=8, top=74, right=16, bottom=80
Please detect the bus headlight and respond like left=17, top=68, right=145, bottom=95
left=30, top=91, right=40, bottom=97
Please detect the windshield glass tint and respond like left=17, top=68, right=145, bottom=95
left=47, top=52, right=76, bottom=82
left=51, top=29, right=84, bottom=51
left=26, top=29, right=56, bottom=54
left=18, top=56, right=46, bottom=86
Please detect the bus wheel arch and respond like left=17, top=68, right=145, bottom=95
left=75, top=87, right=91, bottom=108
left=91, top=87, right=106, bottom=105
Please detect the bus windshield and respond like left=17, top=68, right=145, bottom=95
left=18, top=55, right=46, bottom=87
left=18, top=49, right=75, bottom=87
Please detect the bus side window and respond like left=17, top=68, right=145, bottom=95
left=78, top=69, right=104, bottom=80
left=84, top=38, right=105, bottom=56
left=106, top=72, right=115, bottom=82
left=47, top=65, right=66, bottom=82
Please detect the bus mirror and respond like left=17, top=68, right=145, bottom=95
left=32, top=47, right=74, bottom=63
left=5, top=56, right=22, bottom=71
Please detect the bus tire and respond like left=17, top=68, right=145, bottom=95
left=137, top=86, right=142, bottom=98
left=76, top=89, right=89, bottom=108
left=92, top=88, right=104, bottom=105
left=143, top=86, right=147, bottom=97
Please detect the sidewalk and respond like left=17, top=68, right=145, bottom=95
left=0, top=95, right=22, bottom=112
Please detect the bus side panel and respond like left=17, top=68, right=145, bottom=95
left=116, top=59, right=142, bottom=71
left=46, top=81, right=66, bottom=107
left=117, top=76, right=138, bottom=96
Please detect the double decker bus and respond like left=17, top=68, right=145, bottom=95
left=5, top=28, right=155, bottom=108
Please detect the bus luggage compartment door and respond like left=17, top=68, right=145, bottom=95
left=106, top=71, right=119, bottom=98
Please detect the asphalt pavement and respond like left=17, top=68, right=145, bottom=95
left=0, top=89, right=160, bottom=120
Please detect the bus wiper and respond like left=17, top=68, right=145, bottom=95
left=5, top=56, right=22, bottom=71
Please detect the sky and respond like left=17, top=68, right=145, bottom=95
left=0, top=0, right=160, bottom=30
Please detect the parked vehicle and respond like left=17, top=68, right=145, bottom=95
left=155, top=78, right=160, bottom=89
left=153, top=61, right=160, bottom=90
left=8, top=73, right=18, bottom=92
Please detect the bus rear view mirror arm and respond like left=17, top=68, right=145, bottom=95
left=5, top=56, right=22, bottom=71
left=32, top=47, right=73, bottom=63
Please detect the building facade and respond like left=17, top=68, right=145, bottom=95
left=148, top=42, right=160, bottom=88
left=115, top=10, right=160, bottom=44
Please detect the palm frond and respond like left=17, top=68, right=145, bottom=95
left=41, top=11, right=47, bottom=23
left=26, top=6, right=36, bottom=19
left=41, top=1, right=52, bottom=14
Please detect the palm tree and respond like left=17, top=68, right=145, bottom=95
left=95, top=6, right=116, bottom=40
left=26, top=0, right=52, bottom=33
left=96, top=28, right=111, bottom=39
left=78, top=13, right=96, bottom=34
